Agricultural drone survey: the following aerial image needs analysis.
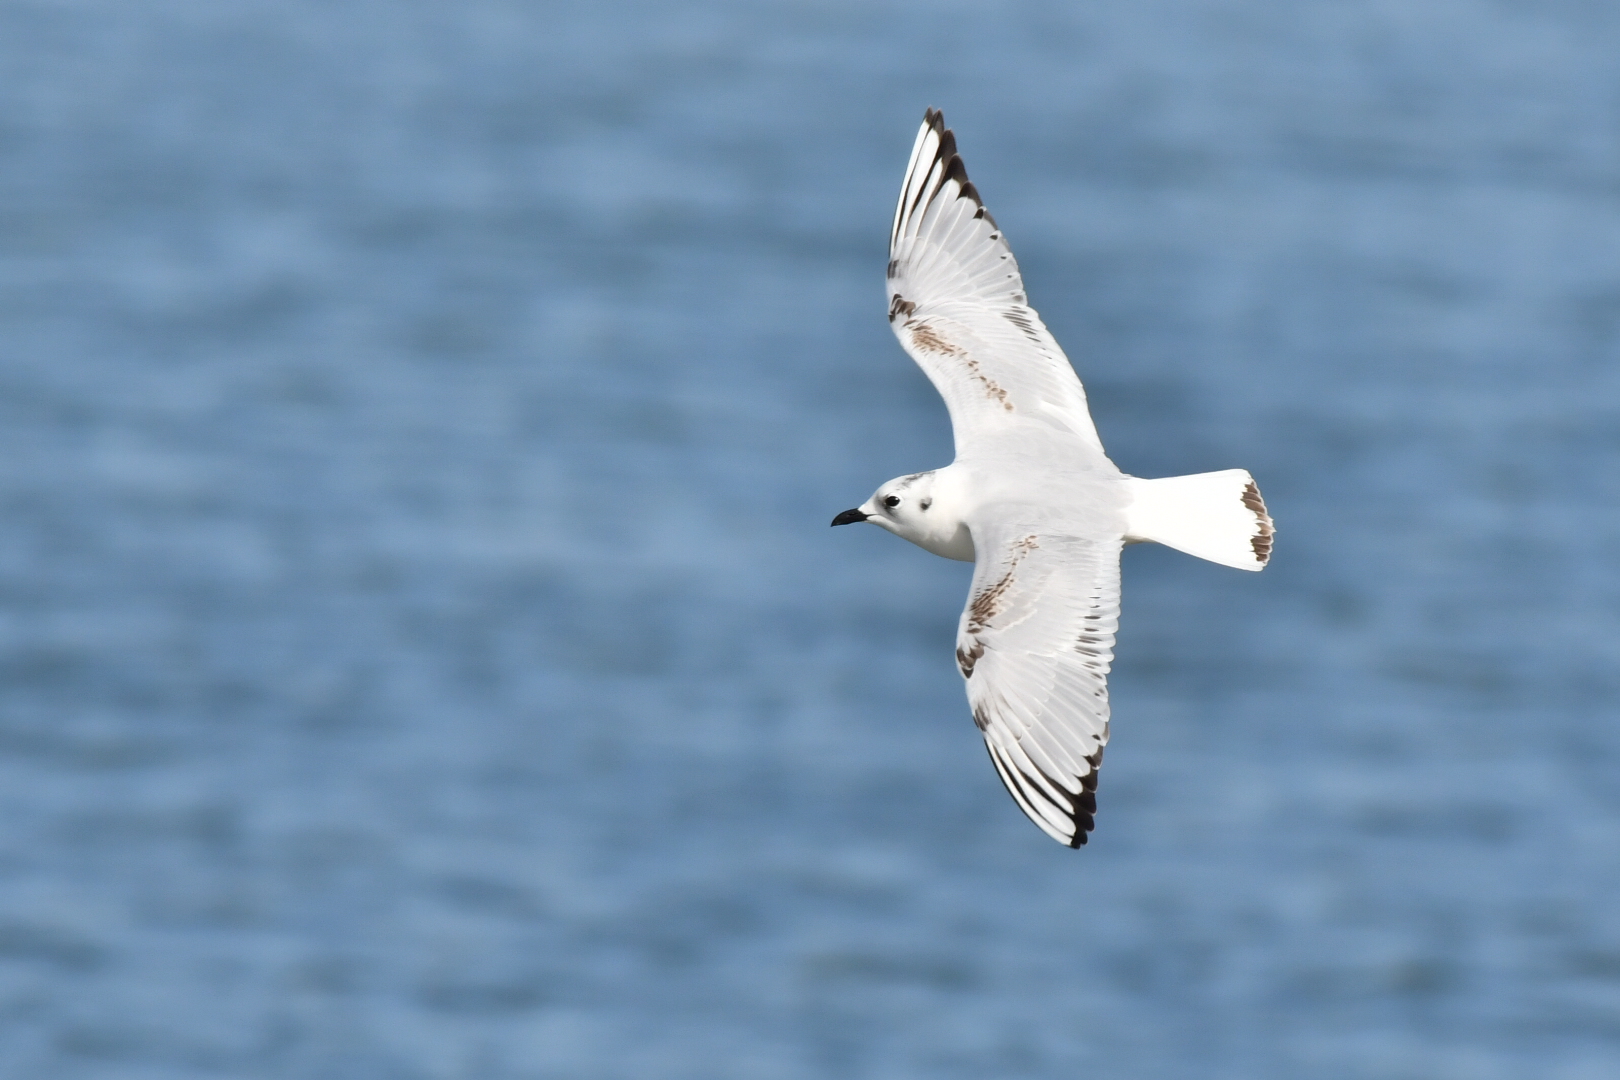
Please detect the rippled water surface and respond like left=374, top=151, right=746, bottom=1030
left=5, top=2, right=1620, bottom=1077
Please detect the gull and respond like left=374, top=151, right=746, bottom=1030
left=832, top=110, right=1274, bottom=847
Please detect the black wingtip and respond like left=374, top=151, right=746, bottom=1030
left=915, top=109, right=985, bottom=213
left=1062, top=751, right=1105, bottom=848
left=1068, top=813, right=1096, bottom=848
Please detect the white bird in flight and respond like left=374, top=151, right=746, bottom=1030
left=833, top=110, right=1274, bottom=847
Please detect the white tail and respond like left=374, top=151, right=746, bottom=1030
left=1122, top=469, right=1274, bottom=571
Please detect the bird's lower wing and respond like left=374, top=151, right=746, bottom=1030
left=957, top=528, right=1122, bottom=847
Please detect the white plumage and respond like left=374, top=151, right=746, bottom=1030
left=834, top=110, right=1274, bottom=847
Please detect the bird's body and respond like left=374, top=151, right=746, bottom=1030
left=834, top=110, right=1273, bottom=847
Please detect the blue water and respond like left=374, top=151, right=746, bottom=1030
left=4, top=2, right=1620, bottom=1076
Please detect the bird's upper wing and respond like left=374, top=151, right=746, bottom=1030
left=888, top=110, right=1104, bottom=457
left=956, top=524, right=1121, bottom=847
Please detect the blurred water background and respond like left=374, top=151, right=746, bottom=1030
left=3, top=1, right=1620, bottom=1077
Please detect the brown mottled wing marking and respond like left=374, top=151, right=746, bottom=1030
left=955, top=638, right=985, bottom=678
left=1242, top=480, right=1274, bottom=564
left=957, top=528, right=1122, bottom=847
left=886, top=110, right=1108, bottom=457
left=906, top=322, right=961, bottom=355
left=903, top=320, right=1013, bottom=411
left=964, top=534, right=1037, bottom=634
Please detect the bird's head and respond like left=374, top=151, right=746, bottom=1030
left=830, top=471, right=940, bottom=540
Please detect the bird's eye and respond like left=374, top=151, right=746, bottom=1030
left=884, top=495, right=901, bottom=508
